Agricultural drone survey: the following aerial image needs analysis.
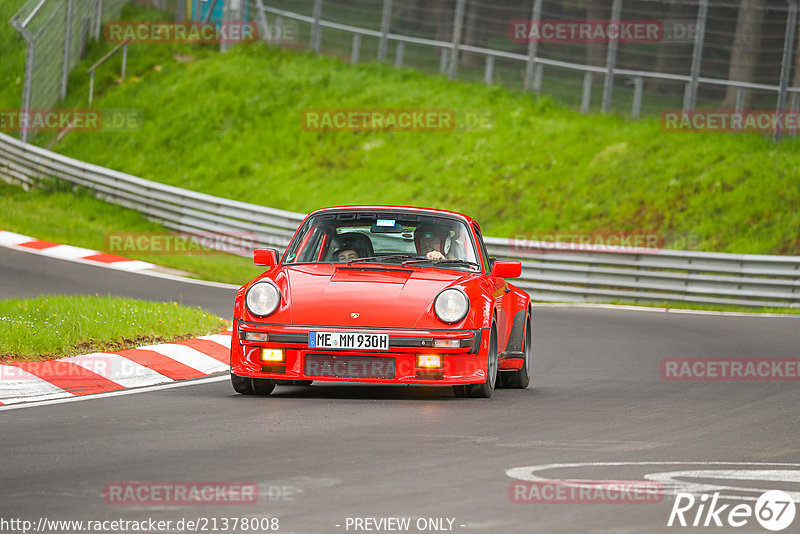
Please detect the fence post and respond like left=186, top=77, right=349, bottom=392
left=311, top=0, right=323, bottom=53
left=254, top=0, right=270, bottom=42
left=533, top=64, right=543, bottom=93
left=17, top=28, right=35, bottom=144
left=483, top=55, right=494, bottom=84
left=351, top=34, right=361, bottom=64
left=94, top=0, right=103, bottom=41
left=523, top=0, right=543, bottom=92
left=601, top=0, right=622, bottom=113
left=395, top=41, right=404, bottom=67
left=61, top=0, right=74, bottom=101
left=439, top=48, right=448, bottom=74
left=735, top=88, right=747, bottom=113
left=448, top=0, right=466, bottom=80
left=683, top=0, right=708, bottom=111
left=581, top=72, right=592, bottom=113
left=632, top=76, right=643, bottom=118
left=775, top=0, right=798, bottom=141
left=377, top=0, right=392, bottom=62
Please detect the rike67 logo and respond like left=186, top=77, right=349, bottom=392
left=668, top=490, right=796, bottom=531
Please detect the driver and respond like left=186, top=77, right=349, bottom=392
left=414, top=223, right=454, bottom=260
left=335, top=248, right=359, bottom=262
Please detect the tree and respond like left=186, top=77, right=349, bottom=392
left=721, top=0, right=767, bottom=108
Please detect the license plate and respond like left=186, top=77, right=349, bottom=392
left=308, top=331, right=389, bottom=351
left=305, top=355, right=395, bottom=379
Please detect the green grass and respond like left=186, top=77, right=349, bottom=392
left=0, top=181, right=266, bottom=285
left=0, top=0, right=27, bottom=110
left=43, top=42, right=800, bottom=256
left=0, top=294, right=227, bottom=362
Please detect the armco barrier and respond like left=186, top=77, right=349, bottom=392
left=1, top=131, right=798, bottom=308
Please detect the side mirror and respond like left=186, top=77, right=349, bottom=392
left=490, top=260, right=521, bottom=278
left=254, top=248, right=279, bottom=267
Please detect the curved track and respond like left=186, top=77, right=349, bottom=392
left=1, top=247, right=798, bottom=533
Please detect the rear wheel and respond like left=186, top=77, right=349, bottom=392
left=500, top=313, right=532, bottom=389
left=464, top=323, right=498, bottom=398
left=231, top=374, right=276, bottom=396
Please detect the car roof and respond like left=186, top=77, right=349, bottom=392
left=307, top=205, right=477, bottom=227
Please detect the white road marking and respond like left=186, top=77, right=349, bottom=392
left=0, top=364, right=73, bottom=405
left=139, top=343, right=229, bottom=374
left=506, top=461, right=800, bottom=501
left=198, top=334, right=231, bottom=349
left=0, top=374, right=229, bottom=411
left=37, top=244, right=101, bottom=260
left=0, top=231, right=37, bottom=246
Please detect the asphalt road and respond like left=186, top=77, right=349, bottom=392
left=1, top=247, right=799, bottom=534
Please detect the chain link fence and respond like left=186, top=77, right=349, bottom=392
left=10, top=0, right=131, bottom=143
left=246, top=0, right=800, bottom=129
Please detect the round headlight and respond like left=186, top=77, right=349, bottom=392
left=245, top=281, right=281, bottom=317
left=434, top=288, right=469, bottom=324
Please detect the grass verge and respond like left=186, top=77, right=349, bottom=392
left=0, top=294, right=228, bottom=362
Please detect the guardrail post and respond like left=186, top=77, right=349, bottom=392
left=581, top=72, right=592, bottom=113
left=89, top=71, right=95, bottom=105
left=632, top=76, right=643, bottom=118
left=775, top=0, right=798, bottom=141
left=377, top=0, right=392, bottom=62
left=439, top=48, right=448, bottom=74
left=311, top=0, right=323, bottom=54
left=683, top=0, right=708, bottom=112
left=351, top=34, right=361, bottom=64
left=523, top=0, right=543, bottom=92
left=61, top=0, right=74, bottom=101
left=601, top=0, right=622, bottom=113
left=484, top=55, right=494, bottom=84
left=275, top=16, right=283, bottom=43
left=448, top=0, right=466, bottom=80
left=394, top=41, right=404, bottom=67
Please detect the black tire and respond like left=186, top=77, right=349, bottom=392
left=452, top=385, right=467, bottom=397
left=231, top=373, right=276, bottom=396
left=500, top=313, right=532, bottom=389
left=286, top=380, right=313, bottom=386
left=464, top=323, right=498, bottom=398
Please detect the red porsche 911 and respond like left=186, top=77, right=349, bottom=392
left=230, top=206, right=532, bottom=398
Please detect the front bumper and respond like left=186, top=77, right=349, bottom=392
left=231, top=320, right=487, bottom=385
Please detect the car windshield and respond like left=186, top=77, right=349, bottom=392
left=282, top=211, right=481, bottom=272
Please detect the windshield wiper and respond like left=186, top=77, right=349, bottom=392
left=401, top=258, right=481, bottom=269
left=346, top=254, right=417, bottom=265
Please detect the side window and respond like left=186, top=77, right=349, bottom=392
left=472, top=223, right=491, bottom=274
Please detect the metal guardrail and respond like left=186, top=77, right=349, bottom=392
left=1, top=130, right=798, bottom=308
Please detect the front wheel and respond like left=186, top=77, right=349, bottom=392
left=500, top=313, right=532, bottom=389
left=464, top=323, right=498, bottom=398
left=231, top=374, right=276, bottom=396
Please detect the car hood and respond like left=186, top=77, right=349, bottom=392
left=281, top=264, right=471, bottom=328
